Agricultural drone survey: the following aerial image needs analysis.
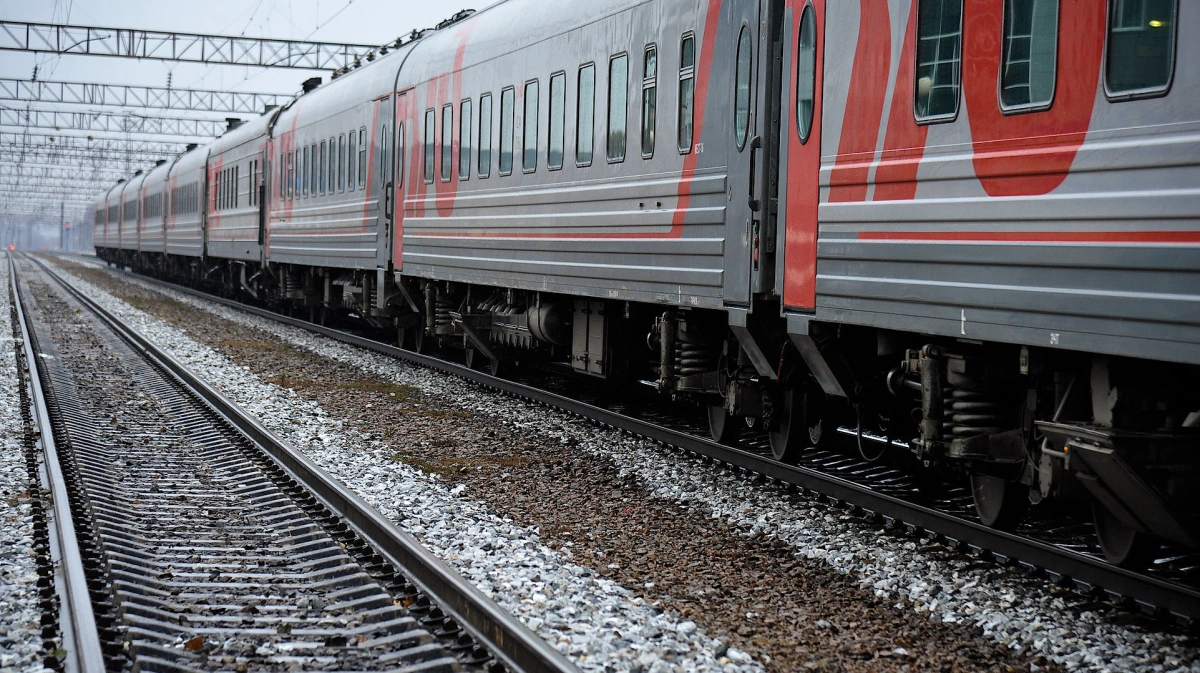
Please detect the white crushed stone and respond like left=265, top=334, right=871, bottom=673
left=59, top=259, right=1200, bottom=673
left=0, top=261, right=50, bottom=673
left=49, top=261, right=762, bottom=673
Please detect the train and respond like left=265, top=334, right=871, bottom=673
left=93, top=0, right=1199, bottom=568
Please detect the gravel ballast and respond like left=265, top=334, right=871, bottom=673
left=0, top=260, right=48, bottom=673
left=54, top=257, right=1200, bottom=672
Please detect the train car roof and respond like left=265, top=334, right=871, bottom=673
left=169, top=142, right=210, bottom=180
left=209, top=108, right=281, bottom=156
left=143, top=159, right=172, bottom=187
left=272, top=39, right=420, bottom=131
left=395, top=0, right=645, bottom=89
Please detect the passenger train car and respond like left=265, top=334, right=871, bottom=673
left=93, top=0, right=1199, bottom=567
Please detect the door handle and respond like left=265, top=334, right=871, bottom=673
left=747, top=135, right=762, bottom=212
left=384, top=181, right=394, bottom=220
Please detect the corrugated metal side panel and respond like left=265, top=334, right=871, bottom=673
left=813, top=124, right=1200, bottom=364
left=402, top=171, right=727, bottom=307
left=267, top=199, right=381, bottom=267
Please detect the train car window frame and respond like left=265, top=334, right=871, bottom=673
left=500, top=86, right=515, bottom=176
left=310, top=144, right=319, bottom=197
left=523, top=78, right=540, bottom=173
left=548, top=72, right=566, bottom=171
left=914, top=0, right=964, bottom=123
left=734, top=25, right=752, bottom=150
left=479, top=93, right=493, bottom=178
left=424, top=108, right=437, bottom=183
left=576, top=63, right=596, bottom=167
left=442, top=103, right=454, bottom=182
left=305, top=146, right=313, bottom=197
left=294, top=149, right=302, bottom=198
left=678, top=33, right=695, bottom=154
left=328, top=137, right=336, bottom=193
left=460, top=98, right=473, bottom=180
left=607, top=53, right=628, bottom=163
left=348, top=131, right=357, bottom=192
left=1104, top=0, right=1178, bottom=100
left=641, top=44, right=658, bottom=159
left=358, top=127, right=367, bottom=189
left=796, top=6, right=817, bottom=142
left=338, top=134, right=347, bottom=192
left=234, top=165, right=240, bottom=208
left=319, top=141, right=327, bottom=195
left=999, top=0, right=1060, bottom=113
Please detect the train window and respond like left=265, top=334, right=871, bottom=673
left=348, top=131, right=357, bottom=192
left=280, top=153, right=286, bottom=199
left=678, top=34, right=695, bottom=153
left=915, top=0, right=963, bottom=122
left=577, top=63, right=595, bottom=166
left=1000, top=0, right=1059, bottom=111
left=734, top=26, right=752, bottom=149
left=442, top=104, right=454, bottom=182
left=523, top=79, right=539, bottom=172
left=305, top=146, right=313, bottom=197
left=328, top=137, right=336, bottom=193
left=1106, top=0, right=1177, bottom=96
left=424, top=109, right=436, bottom=183
left=358, top=128, right=367, bottom=189
left=796, top=6, right=817, bottom=142
left=310, top=144, right=319, bottom=197
left=549, top=72, right=565, bottom=170
left=460, top=99, right=473, bottom=180
left=234, top=165, right=240, bottom=208
left=395, top=122, right=403, bottom=187
left=293, top=149, right=300, bottom=198
left=479, top=93, right=493, bottom=178
left=319, top=141, right=327, bottom=195
left=641, top=45, right=657, bottom=159
left=500, top=87, right=515, bottom=175
left=338, top=134, right=347, bottom=192
left=608, top=53, right=628, bottom=162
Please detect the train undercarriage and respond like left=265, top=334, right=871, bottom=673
left=104, top=249, right=1200, bottom=568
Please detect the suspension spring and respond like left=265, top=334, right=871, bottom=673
left=943, top=387, right=1006, bottom=438
left=674, top=327, right=719, bottom=377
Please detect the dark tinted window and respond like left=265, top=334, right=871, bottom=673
left=641, top=45, right=657, bottom=158
left=479, top=93, right=493, bottom=177
left=1106, top=0, right=1177, bottom=95
left=524, top=79, right=539, bottom=172
left=1001, top=0, right=1059, bottom=109
left=678, top=35, right=695, bottom=153
left=577, top=64, right=595, bottom=165
left=500, top=87, right=515, bottom=175
left=915, top=0, right=963, bottom=120
left=442, top=104, right=454, bottom=182
left=549, top=73, right=565, bottom=169
left=424, top=109, right=436, bottom=183
left=460, top=99, right=473, bottom=179
left=796, top=7, right=817, bottom=142
left=734, top=26, right=752, bottom=148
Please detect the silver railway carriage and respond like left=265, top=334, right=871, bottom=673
left=94, top=0, right=1200, bottom=568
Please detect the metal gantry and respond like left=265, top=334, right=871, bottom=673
left=0, top=21, right=383, bottom=70
left=1, top=132, right=190, bottom=157
left=0, top=78, right=291, bottom=115
left=0, top=108, right=230, bottom=140
left=0, top=145, right=179, bottom=169
left=1, top=164, right=129, bottom=182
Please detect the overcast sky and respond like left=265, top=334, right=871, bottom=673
left=1, top=0, right=498, bottom=99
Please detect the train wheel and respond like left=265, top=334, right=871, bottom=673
left=707, top=405, right=739, bottom=446
left=969, top=472, right=1028, bottom=530
left=768, top=388, right=810, bottom=463
left=1093, top=503, right=1159, bottom=569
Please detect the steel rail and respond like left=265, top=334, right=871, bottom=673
left=75, top=257, right=1200, bottom=627
left=29, top=255, right=580, bottom=673
left=7, top=254, right=105, bottom=673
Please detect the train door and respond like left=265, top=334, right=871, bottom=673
left=376, top=94, right=395, bottom=270
left=777, top=0, right=824, bottom=311
left=723, top=0, right=779, bottom=306
left=257, top=147, right=268, bottom=248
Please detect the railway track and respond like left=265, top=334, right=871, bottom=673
left=63, top=254, right=1200, bottom=631
left=10, top=253, right=579, bottom=673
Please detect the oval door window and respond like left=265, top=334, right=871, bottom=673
left=734, top=25, right=752, bottom=149
left=796, top=4, right=817, bottom=143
